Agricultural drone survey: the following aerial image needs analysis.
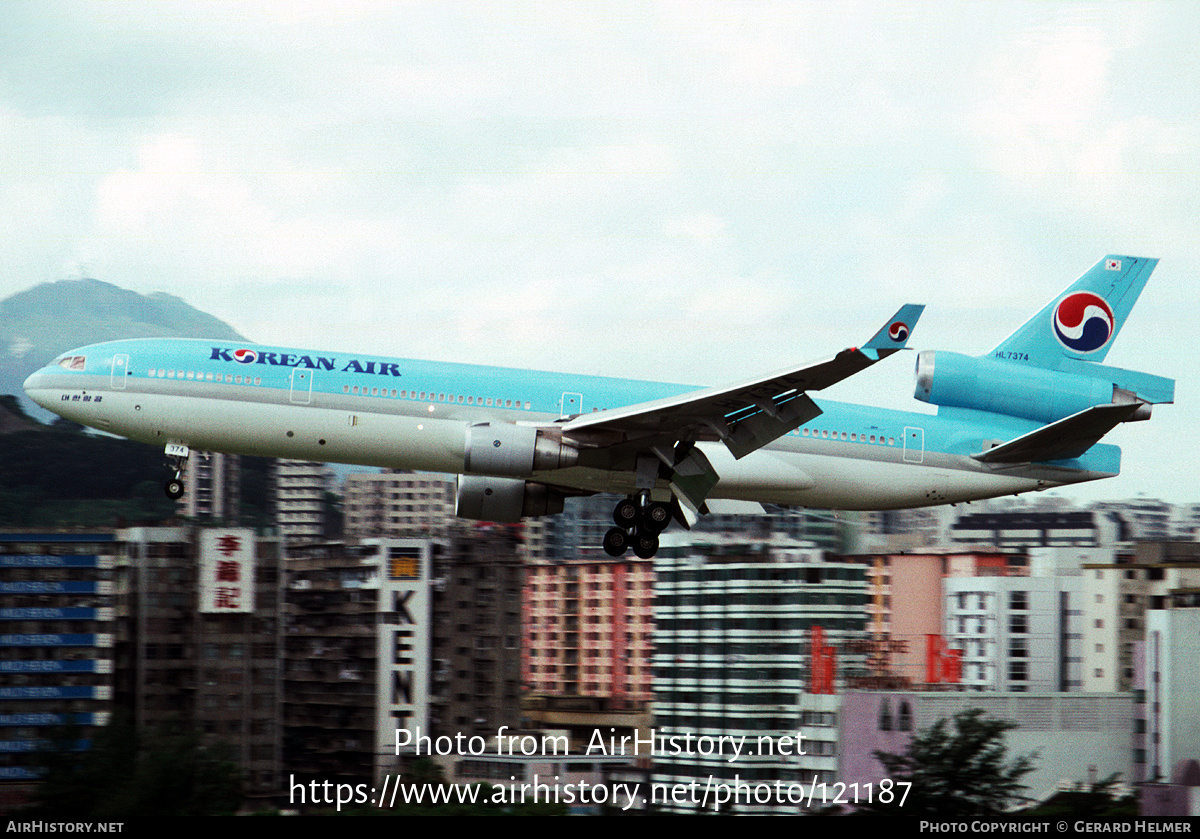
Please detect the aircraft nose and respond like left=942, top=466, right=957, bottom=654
left=23, top=368, right=56, bottom=410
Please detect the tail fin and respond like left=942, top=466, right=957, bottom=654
left=990, top=255, right=1158, bottom=370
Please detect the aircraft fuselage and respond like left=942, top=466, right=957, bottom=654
left=23, top=337, right=1116, bottom=511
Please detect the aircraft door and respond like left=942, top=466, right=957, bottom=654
left=110, top=354, right=129, bottom=390
left=290, top=369, right=313, bottom=405
left=903, top=426, right=924, bottom=463
left=560, top=392, right=583, bottom=416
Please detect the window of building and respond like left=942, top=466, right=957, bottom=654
left=879, top=700, right=894, bottom=731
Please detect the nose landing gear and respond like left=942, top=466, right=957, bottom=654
left=163, top=443, right=190, bottom=500
left=603, top=493, right=671, bottom=558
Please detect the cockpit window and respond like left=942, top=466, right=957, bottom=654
left=57, top=356, right=86, bottom=371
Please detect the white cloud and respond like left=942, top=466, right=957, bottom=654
left=1, top=1, right=1197, bottom=499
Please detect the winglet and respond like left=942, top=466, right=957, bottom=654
left=861, top=304, right=925, bottom=360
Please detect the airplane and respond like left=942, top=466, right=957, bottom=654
left=23, top=255, right=1173, bottom=559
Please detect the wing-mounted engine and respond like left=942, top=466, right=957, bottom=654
left=455, top=475, right=565, bottom=522
left=463, top=422, right=579, bottom=477
left=913, top=351, right=1170, bottom=424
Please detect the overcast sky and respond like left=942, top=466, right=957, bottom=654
left=2, top=1, right=1197, bottom=503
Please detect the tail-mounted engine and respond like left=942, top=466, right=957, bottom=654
left=914, top=351, right=1166, bottom=424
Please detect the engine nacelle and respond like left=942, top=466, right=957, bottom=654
left=914, top=351, right=1152, bottom=424
left=463, top=422, right=579, bottom=477
left=455, top=475, right=565, bottom=522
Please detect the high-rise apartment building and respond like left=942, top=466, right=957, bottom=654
left=944, top=575, right=1083, bottom=692
left=651, top=535, right=868, bottom=814
left=275, top=460, right=332, bottom=542
left=1082, top=541, right=1200, bottom=692
left=0, top=532, right=117, bottom=811
left=114, top=527, right=282, bottom=804
left=842, top=549, right=1022, bottom=687
left=178, top=452, right=241, bottom=522
left=1139, top=604, right=1200, bottom=790
left=283, top=533, right=523, bottom=791
left=341, top=471, right=455, bottom=540
left=523, top=556, right=654, bottom=708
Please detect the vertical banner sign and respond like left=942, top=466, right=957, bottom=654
left=377, top=543, right=431, bottom=773
left=199, top=529, right=255, bottom=613
left=924, top=634, right=963, bottom=684
left=810, top=625, right=837, bottom=695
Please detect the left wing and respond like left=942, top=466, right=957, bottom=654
left=558, top=303, right=925, bottom=458
left=549, top=303, right=924, bottom=515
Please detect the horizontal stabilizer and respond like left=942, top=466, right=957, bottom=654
left=973, top=402, right=1141, bottom=464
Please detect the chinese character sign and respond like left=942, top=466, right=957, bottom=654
left=199, top=529, right=255, bottom=613
left=810, top=625, right=837, bottom=695
left=924, top=634, right=963, bottom=684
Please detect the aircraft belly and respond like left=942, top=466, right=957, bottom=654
left=98, top=393, right=467, bottom=472
left=775, top=450, right=1050, bottom=509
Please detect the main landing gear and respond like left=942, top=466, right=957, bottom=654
left=603, top=493, right=671, bottom=559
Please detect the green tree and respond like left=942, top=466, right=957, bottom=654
left=862, top=708, right=1037, bottom=816
left=27, top=715, right=242, bottom=817
left=1021, top=773, right=1136, bottom=819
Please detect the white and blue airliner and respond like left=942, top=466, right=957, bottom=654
left=23, top=256, right=1174, bottom=558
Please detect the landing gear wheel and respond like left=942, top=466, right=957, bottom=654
left=164, top=479, right=184, bottom=500
left=613, top=498, right=638, bottom=528
left=603, top=527, right=629, bottom=557
left=641, top=502, right=671, bottom=534
left=632, top=533, right=659, bottom=559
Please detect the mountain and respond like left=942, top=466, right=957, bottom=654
left=0, top=278, right=248, bottom=418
